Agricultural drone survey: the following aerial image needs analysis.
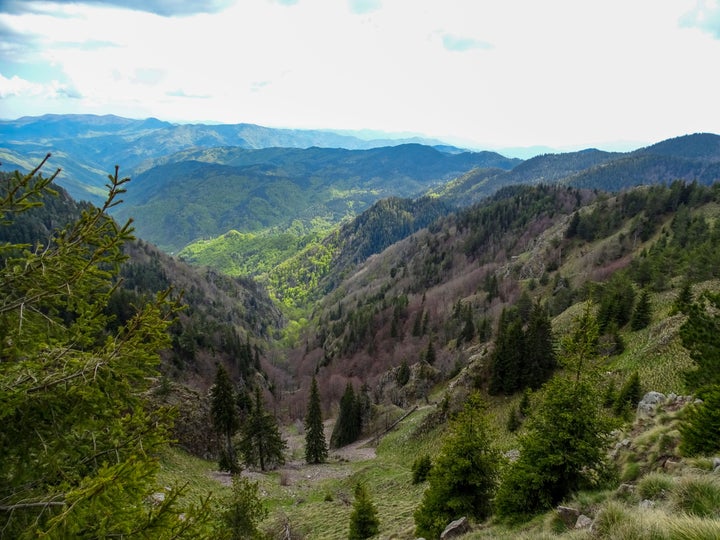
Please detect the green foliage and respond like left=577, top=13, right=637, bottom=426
left=489, top=303, right=556, bottom=395
left=613, top=371, right=642, bottom=418
left=631, top=289, right=652, bottom=330
left=495, top=307, right=614, bottom=520
left=680, top=292, right=720, bottom=390
left=411, top=454, right=433, bottom=484
left=595, top=273, right=636, bottom=332
left=330, top=383, right=362, bottom=448
left=673, top=280, right=695, bottom=314
left=519, top=388, right=532, bottom=417
left=414, top=393, right=502, bottom=539
left=215, top=475, right=268, bottom=540
left=637, top=472, right=674, bottom=500
left=348, top=482, right=380, bottom=540
left=239, top=389, right=287, bottom=471
left=210, top=364, right=241, bottom=473
left=0, top=160, right=209, bottom=537
left=396, top=359, right=411, bottom=387
left=506, top=406, right=522, bottom=433
left=425, top=338, right=437, bottom=365
left=304, top=377, right=328, bottom=464
left=680, top=385, right=720, bottom=456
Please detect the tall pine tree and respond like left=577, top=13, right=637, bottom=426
left=489, top=309, right=524, bottom=395
left=239, top=388, right=287, bottom=471
left=304, top=377, right=328, bottom=464
left=330, top=383, right=362, bottom=448
left=210, top=364, right=241, bottom=472
left=414, top=393, right=501, bottom=539
left=523, top=302, right=557, bottom=389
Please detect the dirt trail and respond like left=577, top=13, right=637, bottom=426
left=211, top=427, right=377, bottom=487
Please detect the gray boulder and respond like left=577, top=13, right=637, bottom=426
left=440, top=517, right=470, bottom=539
left=557, top=506, right=580, bottom=528
left=637, top=391, right=666, bottom=417
left=575, top=515, right=593, bottom=529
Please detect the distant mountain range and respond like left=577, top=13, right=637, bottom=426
left=0, top=114, right=463, bottom=203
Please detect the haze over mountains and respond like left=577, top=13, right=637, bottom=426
left=2, top=115, right=719, bottom=259
left=0, top=114, right=459, bottom=204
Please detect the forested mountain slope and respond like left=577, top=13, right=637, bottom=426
left=112, top=144, right=516, bottom=252
left=278, top=180, right=720, bottom=417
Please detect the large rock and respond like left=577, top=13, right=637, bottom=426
left=575, top=515, right=593, bottom=529
left=557, top=506, right=580, bottom=528
left=440, top=517, right=470, bottom=539
left=637, top=391, right=666, bottom=417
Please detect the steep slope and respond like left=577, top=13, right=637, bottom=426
left=278, top=181, right=720, bottom=417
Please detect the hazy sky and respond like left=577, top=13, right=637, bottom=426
left=1, top=0, right=719, bottom=149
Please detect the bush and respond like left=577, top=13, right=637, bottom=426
left=668, top=515, right=720, bottom=539
left=680, top=385, right=720, bottom=456
left=411, top=454, right=432, bottom=484
left=216, top=476, right=268, bottom=540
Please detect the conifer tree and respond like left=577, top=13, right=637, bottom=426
left=210, top=364, right=241, bottom=472
left=673, top=280, right=694, bottom=315
left=348, top=482, right=380, bottom=540
left=0, top=160, right=209, bottom=537
left=631, top=289, right=652, bottom=330
left=489, top=309, right=524, bottom=395
left=679, top=384, right=720, bottom=456
left=216, top=475, right=268, bottom=540
left=304, top=377, right=328, bottom=464
left=414, top=393, right=501, bottom=539
left=459, top=303, right=475, bottom=343
left=330, top=383, right=361, bottom=448
left=523, top=302, right=557, bottom=389
left=239, top=388, right=287, bottom=471
left=680, top=291, right=720, bottom=390
left=396, top=359, right=411, bottom=387
left=425, top=337, right=436, bottom=365
left=613, top=371, right=642, bottom=417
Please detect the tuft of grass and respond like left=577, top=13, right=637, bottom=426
left=621, top=461, right=642, bottom=482
left=667, top=515, right=720, bottom=540
left=671, top=474, right=720, bottom=518
left=592, top=502, right=671, bottom=539
left=637, top=472, right=674, bottom=500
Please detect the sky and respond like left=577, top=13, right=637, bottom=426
left=1, top=0, right=719, bottom=151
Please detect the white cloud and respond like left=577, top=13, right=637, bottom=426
left=680, top=0, right=720, bottom=38
left=1, top=0, right=719, bottom=147
left=0, top=73, right=81, bottom=99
